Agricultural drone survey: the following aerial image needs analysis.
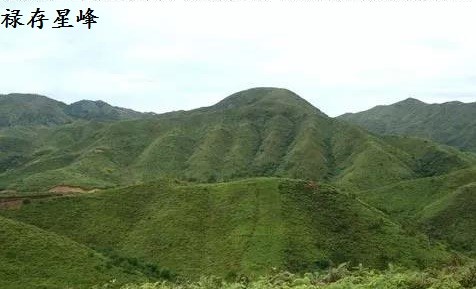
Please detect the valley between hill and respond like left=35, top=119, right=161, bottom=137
left=0, top=88, right=475, bottom=288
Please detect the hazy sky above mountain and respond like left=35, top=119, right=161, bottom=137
left=1, top=0, right=475, bottom=116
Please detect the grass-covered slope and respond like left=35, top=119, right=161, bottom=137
left=356, top=167, right=476, bottom=221
left=0, top=215, right=143, bottom=289
left=352, top=164, right=476, bottom=256
left=65, top=100, right=144, bottom=121
left=1, top=88, right=475, bottom=288
left=0, top=93, right=144, bottom=128
left=0, top=94, right=71, bottom=127
left=338, top=98, right=476, bottom=152
left=1, top=88, right=473, bottom=192
left=0, top=178, right=451, bottom=278
left=420, top=182, right=476, bottom=255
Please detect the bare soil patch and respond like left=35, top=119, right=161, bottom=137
left=0, top=186, right=95, bottom=210
left=0, top=199, right=23, bottom=210
left=48, top=186, right=87, bottom=194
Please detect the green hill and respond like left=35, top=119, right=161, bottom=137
left=65, top=100, right=145, bottom=121
left=347, top=157, right=476, bottom=258
left=0, top=88, right=473, bottom=192
left=1, top=88, right=475, bottom=287
left=0, top=93, right=144, bottom=128
left=0, top=215, right=145, bottom=289
left=0, top=178, right=451, bottom=279
left=0, top=94, right=71, bottom=127
left=356, top=166, right=476, bottom=221
left=338, top=98, right=476, bottom=152
left=420, top=182, right=476, bottom=255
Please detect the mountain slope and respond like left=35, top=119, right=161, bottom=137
left=355, top=166, right=476, bottom=221
left=348, top=161, right=476, bottom=258
left=0, top=88, right=474, bottom=192
left=1, top=87, right=475, bottom=265
left=0, top=93, right=144, bottom=128
left=65, top=99, right=144, bottom=121
left=0, top=215, right=143, bottom=289
left=0, top=178, right=451, bottom=278
left=420, top=182, right=476, bottom=255
left=338, top=98, right=476, bottom=152
left=0, top=94, right=71, bottom=127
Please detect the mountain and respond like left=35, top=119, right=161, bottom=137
left=0, top=88, right=474, bottom=192
left=65, top=99, right=144, bottom=121
left=338, top=98, right=476, bottom=152
left=1, top=88, right=475, bottom=201
left=0, top=93, right=144, bottom=127
left=0, top=94, right=71, bottom=127
left=1, top=87, right=475, bottom=286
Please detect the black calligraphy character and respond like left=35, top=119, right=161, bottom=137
left=1, top=9, right=24, bottom=28
left=52, top=9, right=73, bottom=28
left=27, top=8, right=48, bottom=29
left=77, top=8, right=98, bottom=29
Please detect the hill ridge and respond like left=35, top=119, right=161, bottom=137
left=213, top=87, right=325, bottom=115
left=1, top=88, right=476, bottom=287
left=0, top=93, right=144, bottom=127
left=0, top=178, right=452, bottom=278
left=338, top=97, right=476, bottom=152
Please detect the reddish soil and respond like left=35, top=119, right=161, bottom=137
left=0, top=186, right=93, bottom=210
left=0, top=199, right=23, bottom=210
left=48, top=186, right=87, bottom=194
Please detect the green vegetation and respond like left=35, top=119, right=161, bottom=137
left=0, top=178, right=452, bottom=280
left=338, top=97, right=476, bottom=152
left=421, top=182, right=476, bottom=254
left=0, top=93, right=143, bottom=128
left=1, top=89, right=473, bottom=193
left=0, top=94, right=71, bottom=127
left=65, top=100, right=145, bottom=121
left=352, top=166, right=476, bottom=256
left=101, top=263, right=476, bottom=289
left=0, top=216, right=145, bottom=289
left=356, top=167, right=476, bottom=221
left=1, top=88, right=476, bottom=288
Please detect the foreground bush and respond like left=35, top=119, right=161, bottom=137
left=95, top=262, right=476, bottom=289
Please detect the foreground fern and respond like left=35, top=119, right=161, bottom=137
left=96, top=263, right=476, bottom=289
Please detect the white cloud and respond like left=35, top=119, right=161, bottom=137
left=0, top=0, right=475, bottom=116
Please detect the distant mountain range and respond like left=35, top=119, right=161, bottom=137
left=339, top=97, right=476, bottom=152
left=0, top=93, right=145, bottom=127
left=0, top=88, right=475, bottom=288
left=1, top=88, right=473, bottom=192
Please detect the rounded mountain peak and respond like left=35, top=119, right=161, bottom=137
left=214, top=87, right=322, bottom=114
left=398, top=97, right=425, bottom=106
left=70, top=99, right=110, bottom=109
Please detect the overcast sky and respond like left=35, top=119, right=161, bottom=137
left=1, top=0, right=475, bottom=116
